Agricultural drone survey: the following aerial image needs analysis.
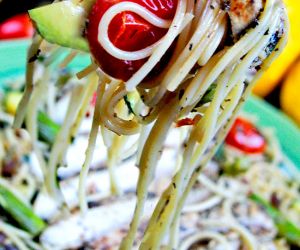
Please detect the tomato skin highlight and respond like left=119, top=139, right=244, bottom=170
left=0, top=14, right=34, bottom=40
left=225, top=117, right=266, bottom=154
left=86, top=0, right=177, bottom=81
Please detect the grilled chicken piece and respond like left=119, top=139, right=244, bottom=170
left=40, top=196, right=159, bottom=249
left=226, top=0, right=263, bottom=37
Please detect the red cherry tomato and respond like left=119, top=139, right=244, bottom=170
left=86, top=0, right=177, bottom=81
left=225, top=117, right=266, bottom=154
left=0, top=14, right=34, bottom=40
left=176, top=118, right=195, bottom=127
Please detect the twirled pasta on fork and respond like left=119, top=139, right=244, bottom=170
left=13, top=0, right=288, bottom=249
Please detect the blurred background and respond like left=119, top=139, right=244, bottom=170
left=0, top=0, right=300, bottom=127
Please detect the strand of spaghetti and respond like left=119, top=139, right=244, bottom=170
left=135, top=9, right=194, bottom=91
left=149, top=58, right=238, bottom=248
left=223, top=197, right=277, bottom=241
left=58, top=77, right=98, bottom=160
left=200, top=12, right=281, bottom=127
left=170, top=0, right=195, bottom=58
left=190, top=12, right=281, bottom=140
left=168, top=211, right=180, bottom=249
left=173, top=50, right=225, bottom=114
left=46, top=83, right=91, bottom=201
left=198, top=15, right=227, bottom=65
left=0, top=220, right=29, bottom=250
left=145, top=64, right=234, bottom=219
left=13, top=35, right=43, bottom=129
left=100, top=81, right=140, bottom=135
left=171, top=81, right=243, bottom=248
left=0, top=137, right=4, bottom=173
left=25, top=70, right=50, bottom=178
left=23, top=240, right=43, bottom=250
left=46, top=81, right=56, bottom=120
left=149, top=80, right=238, bottom=248
left=140, top=62, right=234, bottom=249
left=76, top=63, right=98, bottom=79
left=255, top=4, right=288, bottom=73
left=100, top=80, right=125, bottom=133
left=188, top=37, right=269, bottom=110
left=190, top=35, right=270, bottom=159
left=215, top=84, right=245, bottom=132
left=180, top=0, right=274, bottom=102
left=160, top=0, right=222, bottom=91
left=107, top=134, right=125, bottom=194
left=141, top=125, right=197, bottom=249
left=104, top=124, right=138, bottom=193
left=24, top=46, right=66, bottom=139
left=198, top=174, right=235, bottom=198
left=216, top=10, right=281, bottom=99
left=101, top=126, right=114, bottom=147
left=135, top=123, right=153, bottom=165
left=133, top=97, right=166, bottom=124
left=2, top=217, right=42, bottom=250
left=222, top=198, right=241, bottom=219
left=120, top=98, right=180, bottom=250
left=3, top=223, right=32, bottom=240
left=136, top=10, right=193, bottom=101
left=70, top=72, right=99, bottom=137
left=59, top=50, right=78, bottom=69
left=136, top=86, right=163, bottom=111
left=179, top=231, right=231, bottom=250
left=98, top=1, right=171, bottom=61
left=43, top=47, right=66, bottom=67
left=200, top=219, right=258, bottom=249
left=120, top=138, right=138, bottom=160
left=192, top=0, right=207, bottom=30
left=177, top=50, right=227, bottom=117
left=79, top=79, right=106, bottom=213
left=182, top=195, right=222, bottom=213
left=170, top=28, right=287, bottom=241
left=146, top=10, right=225, bottom=108
left=181, top=0, right=220, bottom=65
left=144, top=0, right=220, bottom=107
left=125, top=0, right=187, bottom=90
left=11, top=166, right=36, bottom=200
left=169, top=83, right=246, bottom=250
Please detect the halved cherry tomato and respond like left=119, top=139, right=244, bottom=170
left=0, top=14, right=34, bottom=40
left=86, top=0, right=177, bottom=81
left=176, top=118, right=195, bottom=127
left=225, top=117, right=266, bottom=154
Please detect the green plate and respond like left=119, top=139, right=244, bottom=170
left=1, top=40, right=300, bottom=169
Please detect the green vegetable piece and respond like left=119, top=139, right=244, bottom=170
left=197, top=83, right=217, bottom=106
left=124, top=95, right=135, bottom=115
left=223, top=157, right=250, bottom=176
left=0, top=182, right=46, bottom=236
left=123, top=91, right=140, bottom=115
left=38, top=111, right=60, bottom=145
left=29, top=1, right=89, bottom=52
left=250, top=193, right=300, bottom=246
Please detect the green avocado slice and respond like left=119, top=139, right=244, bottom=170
left=29, top=1, right=90, bottom=52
